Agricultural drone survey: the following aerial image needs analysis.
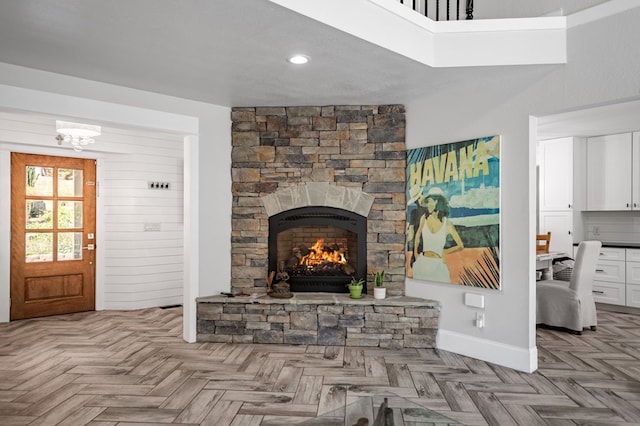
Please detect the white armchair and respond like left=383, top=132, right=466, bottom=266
left=536, top=240, right=602, bottom=334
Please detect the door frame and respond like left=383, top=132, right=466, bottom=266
left=0, top=84, right=201, bottom=344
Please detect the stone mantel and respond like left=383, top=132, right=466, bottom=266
left=262, top=182, right=375, bottom=218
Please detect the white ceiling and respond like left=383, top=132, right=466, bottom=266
left=0, top=0, right=636, bottom=139
left=0, top=0, right=552, bottom=108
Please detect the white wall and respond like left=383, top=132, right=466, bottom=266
left=0, top=64, right=231, bottom=341
left=405, top=6, right=640, bottom=372
left=475, top=0, right=611, bottom=19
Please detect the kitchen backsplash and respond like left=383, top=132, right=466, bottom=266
left=583, top=211, right=640, bottom=243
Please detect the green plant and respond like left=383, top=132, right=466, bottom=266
left=347, top=276, right=364, bottom=299
left=348, top=276, right=364, bottom=287
left=372, top=270, right=385, bottom=287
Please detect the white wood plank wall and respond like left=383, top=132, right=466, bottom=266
left=101, top=150, right=184, bottom=309
left=0, top=111, right=185, bottom=310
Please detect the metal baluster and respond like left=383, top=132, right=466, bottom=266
left=447, top=0, right=450, bottom=20
left=436, top=0, right=440, bottom=21
left=466, top=0, right=474, bottom=19
left=457, top=0, right=460, bottom=19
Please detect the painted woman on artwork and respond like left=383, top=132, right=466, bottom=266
left=412, top=186, right=464, bottom=283
left=405, top=185, right=426, bottom=279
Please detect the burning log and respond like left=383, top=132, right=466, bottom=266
left=285, top=238, right=355, bottom=277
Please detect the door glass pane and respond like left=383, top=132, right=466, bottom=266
left=25, top=232, right=53, bottom=262
left=25, top=166, right=53, bottom=196
left=58, top=168, right=83, bottom=197
left=26, top=200, right=53, bottom=229
left=58, top=232, right=83, bottom=260
left=58, top=201, right=83, bottom=228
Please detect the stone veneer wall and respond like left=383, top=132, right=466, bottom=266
left=231, top=105, right=406, bottom=295
left=197, top=294, right=440, bottom=349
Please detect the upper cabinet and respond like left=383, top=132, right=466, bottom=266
left=586, top=132, right=640, bottom=210
left=539, top=137, right=574, bottom=211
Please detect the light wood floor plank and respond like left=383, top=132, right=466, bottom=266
left=0, top=306, right=638, bottom=425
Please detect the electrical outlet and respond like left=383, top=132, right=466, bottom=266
left=144, top=223, right=161, bottom=232
left=593, top=226, right=600, bottom=236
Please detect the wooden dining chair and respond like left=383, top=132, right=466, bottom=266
left=536, top=232, right=551, bottom=254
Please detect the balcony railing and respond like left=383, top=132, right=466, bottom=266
left=399, top=0, right=474, bottom=20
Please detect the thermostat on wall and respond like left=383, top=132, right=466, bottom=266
left=464, top=292, right=485, bottom=309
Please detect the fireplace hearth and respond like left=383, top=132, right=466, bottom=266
left=268, top=206, right=366, bottom=293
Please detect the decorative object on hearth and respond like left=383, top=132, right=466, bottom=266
left=270, top=281, right=293, bottom=299
left=270, top=269, right=293, bottom=298
left=347, top=276, right=365, bottom=299
left=372, top=270, right=386, bottom=299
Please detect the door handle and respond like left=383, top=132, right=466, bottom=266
left=83, top=244, right=95, bottom=250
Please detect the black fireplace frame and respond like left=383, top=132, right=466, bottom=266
left=268, top=206, right=367, bottom=293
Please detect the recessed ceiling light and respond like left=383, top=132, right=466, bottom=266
left=288, top=54, right=310, bottom=65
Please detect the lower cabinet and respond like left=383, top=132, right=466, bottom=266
left=573, top=245, right=640, bottom=307
left=539, top=211, right=573, bottom=255
left=626, top=249, right=640, bottom=307
left=592, top=247, right=626, bottom=305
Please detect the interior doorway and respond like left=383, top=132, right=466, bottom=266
left=10, top=153, right=96, bottom=319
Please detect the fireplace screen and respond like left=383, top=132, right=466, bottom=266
left=268, top=207, right=366, bottom=293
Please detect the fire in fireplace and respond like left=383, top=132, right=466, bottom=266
left=285, top=238, right=356, bottom=277
left=268, top=207, right=367, bottom=293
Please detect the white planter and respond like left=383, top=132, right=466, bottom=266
left=373, top=287, right=386, bottom=299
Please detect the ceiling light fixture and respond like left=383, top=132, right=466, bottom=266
left=288, top=54, right=310, bottom=65
left=55, top=120, right=101, bottom=152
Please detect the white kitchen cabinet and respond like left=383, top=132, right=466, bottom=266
left=625, top=248, right=640, bottom=307
left=576, top=245, right=626, bottom=306
left=537, top=137, right=585, bottom=254
left=539, top=211, right=573, bottom=255
left=633, top=132, right=640, bottom=209
left=538, top=137, right=574, bottom=211
left=586, top=132, right=637, bottom=210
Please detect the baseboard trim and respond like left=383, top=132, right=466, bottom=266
left=437, top=330, right=538, bottom=373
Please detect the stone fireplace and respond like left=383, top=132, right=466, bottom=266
left=231, top=105, right=406, bottom=295
left=196, top=105, right=440, bottom=349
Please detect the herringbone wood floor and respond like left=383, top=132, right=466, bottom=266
left=1, top=306, right=639, bottom=425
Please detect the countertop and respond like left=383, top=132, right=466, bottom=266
left=574, top=241, right=640, bottom=249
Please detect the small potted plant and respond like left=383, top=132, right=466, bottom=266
left=347, top=276, right=365, bottom=299
left=372, top=270, right=386, bottom=299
